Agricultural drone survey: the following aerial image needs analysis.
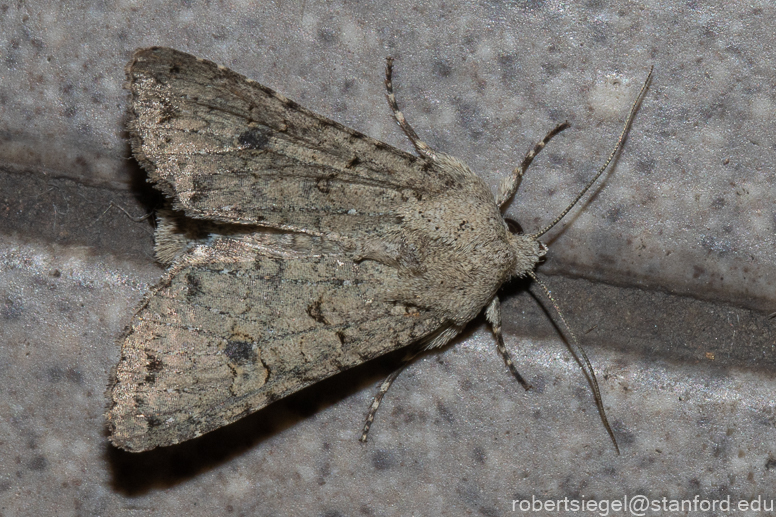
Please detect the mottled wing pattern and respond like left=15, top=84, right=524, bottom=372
left=109, top=237, right=444, bottom=451
left=126, top=47, right=467, bottom=237
left=109, top=47, right=481, bottom=451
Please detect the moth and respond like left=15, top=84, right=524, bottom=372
left=108, top=46, right=651, bottom=452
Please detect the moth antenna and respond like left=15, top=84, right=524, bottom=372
left=528, top=271, right=620, bottom=454
left=360, top=350, right=419, bottom=442
left=384, top=57, right=438, bottom=161
left=530, top=66, right=653, bottom=240
left=496, top=121, right=570, bottom=209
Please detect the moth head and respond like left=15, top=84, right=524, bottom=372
left=504, top=217, right=547, bottom=278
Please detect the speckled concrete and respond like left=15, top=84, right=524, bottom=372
left=2, top=1, right=776, bottom=515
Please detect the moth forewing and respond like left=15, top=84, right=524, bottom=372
left=108, top=46, right=650, bottom=453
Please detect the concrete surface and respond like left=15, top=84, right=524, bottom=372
left=2, top=1, right=776, bottom=515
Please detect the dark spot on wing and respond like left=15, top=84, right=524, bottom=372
left=307, top=299, right=330, bottom=325
left=145, top=353, right=164, bottom=384
left=238, top=127, right=270, bottom=149
left=157, top=99, right=178, bottom=123
left=147, top=355, right=164, bottom=372
left=147, top=415, right=163, bottom=428
left=316, top=178, right=331, bottom=194
left=186, top=273, right=202, bottom=299
left=225, top=340, right=257, bottom=365
left=189, top=175, right=214, bottom=204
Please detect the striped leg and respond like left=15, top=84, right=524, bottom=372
left=485, top=297, right=532, bottom=390
left=384, top=57, right=438, bottom=161
left=496, top=122, right=570, bottom=209
left=360, top=350, right=419, bottom=442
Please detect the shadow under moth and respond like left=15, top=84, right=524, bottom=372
left=107, top=46, right=651, bottom=453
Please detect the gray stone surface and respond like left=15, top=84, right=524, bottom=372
left=2, top=1, right=776, bottom=515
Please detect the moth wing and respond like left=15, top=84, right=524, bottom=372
left=108, top=239, right=445, bottom=452
left=127, top=46, right=471, bottom=235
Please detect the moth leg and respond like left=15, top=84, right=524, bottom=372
left=485, top=297, right=531, bottom=390
left=496, top=122, right=570, bottom=209
left=384, top=57, right=438, bottom=161
left=360, top=350, right=419, bottom=442
left=91, top=200, right=154, bottom=227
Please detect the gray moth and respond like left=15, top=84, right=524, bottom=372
left=107, top=46, right=650, bottom=452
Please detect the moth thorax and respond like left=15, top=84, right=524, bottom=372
left=507, top=232, right=546, bottom=278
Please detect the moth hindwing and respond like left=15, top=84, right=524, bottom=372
left=107, top=46, right=649, bottom=452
